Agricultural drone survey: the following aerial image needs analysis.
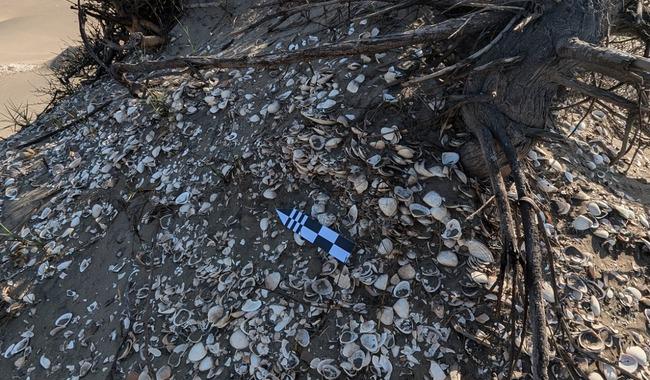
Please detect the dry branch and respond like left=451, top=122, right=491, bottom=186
left=113, top=11, right=509, bottom=74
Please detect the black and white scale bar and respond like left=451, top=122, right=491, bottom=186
left=276, top=208, right=354, bottom=263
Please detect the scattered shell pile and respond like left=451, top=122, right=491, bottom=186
left=1, top=3, right=650, bottom=380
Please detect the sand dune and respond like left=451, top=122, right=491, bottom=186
left=0, top=0, right=77, bottom=138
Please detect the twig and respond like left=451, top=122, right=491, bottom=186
left=15, top=97, right=119, bottom=149
left=404, top=15, right=519, bottom=86
left=465, top=195, right=495, bottom=220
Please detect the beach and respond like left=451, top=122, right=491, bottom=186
left=0, top=0, right=77, bottom=137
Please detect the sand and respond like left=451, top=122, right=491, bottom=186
left=0, top=0, right=77, bottom=138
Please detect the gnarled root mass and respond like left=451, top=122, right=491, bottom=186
left=76, top=0, right=649, bottom=378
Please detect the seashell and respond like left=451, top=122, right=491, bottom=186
left=587, top=202, right=603, bottom=217
left=40, top=355, right=51, bottom=369
left=394, top=318, right=414, bottom=334
left=4, top=186, right=18, bottom=199
left=537, top=177, right=558, bottom=192
left=578, top=330, right=605, bottom=352
left=431, top=206, right=449, bottom=223
left=590, top=295, right=601, bottom=316
left=259, top=217, right=269, bottom=232
left=409, top=203, right=430, bottom=218
left=393, top=298, right=409, bottom=318
left=347, top=80, right=360, bottom=94
left=378, top=197, right=398, bottom=217
left=593, top=228, right=609, bottom=239
left=265, top=272, right=281, bottom=290
left=229, top=330, right=249, bottom=350
left=463, top=240, right=495, bottom=263
left=241, top=299, right=262, bottom=312
left=392, top=281, right=411, bottom=298
left=598, top=363, right=617, bottom=380
left=393, top=186, right=412, bottom=201
left=267, top=101, right=280, bottom=114
left=340, top=330, right=358, bottom=344
left=312, top=278, right=333, bottom=297
left=554, top=199, right=571, bottom=215
left=381, top=126, right=400, bottom=143
left=55, top=312, right=73, bottom=327
left=377, top=238, right=394, bottom=256
left=429, top=361, right=446, bottom=380
left=423, top=191, right=443, bottom=207
left=592, top=109, right=606, bottom=120
left=619, top=353, right=639, bottom=373
left=372, top=355, right=393, bottom=376
left=325, top=137, right=342, bottom=149
left=175, top=192, right=191, bottom=205
left=373, top=274, right=389, bottom=290
left=262, top=188, right=277, bottom=199
left=309, top=135, right=326, bottom=150
left=613, top=204, right=635, bottom=220
left=626, top=346, right=648, bottom=366
left=441, top=219, right=461, bottom=240
left=360, top=333, right=380, bottom=353
left=207, top=306, right=223, bottom=324
left=198, top=356, right=214, bottom=372
left=91, top=204, right=103, bottom=218
left=316, top=99, right=337, bottom=110
left=350, top=350, right=368, bottom=370
left=441, top=152, right=459, bottom=165
left=396, top=147, right=415, bottom=159
left=155, top=365, right=172, bottom=380
left=398, top=264, right=416, bottom=280
left=295, top=328, right=310, bottom=347
left=317, top=361, right=341, bottom=379
left=188, top=342, right=207, bottom=362
left=470, top=271, right=489, bottom=285
left=437, top=250, right=458, bottom=267
left=572, top=215, right=597, bottom=231
left=379, top=307, right=394, bottom=325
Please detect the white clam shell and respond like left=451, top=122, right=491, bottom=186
left=360, top=333, right=380, bottom=353
left=188, top=342, right=207, bottom=362
left=377, top=238, right=394, bottom=256
left=436, top=250, right=458, bottom=267
left=40, top=355, right=51, bottom=369
left=441, top=152, right=459, bottom=165
left=378, top=197, right=398, bottom=217
left=392, top=281, right=411, bottom=298
left=429, top=361, right=446, bottom=380
left=267, top=101, right=280, bottom=114
left=409, top=203, right=430, bottom=218
left=312, top=278, right=333, bottom=296
left=241, top=299, right=262, bottom=312
left=619, top=353, right=639, bottom=373
left=442, top=219, right=461, bottom=240
left=463, top=239, right=495, bottom=264
left=198, top=356, right=214, bottom=371
left=229, top=329, right=249, bottom=350
left=572, top=215, right=597, bottom=231
left=262, top=188, right=277, bottom=199
left=264, top=272, right=281, bottom=290
left=393, top=298, right=409, bottom=318
left=626, top=346, right=648, bottom=366
left=175, top=191, right=191, bottom=205
left=431, top=206, right=449, bottom=223
left=423, top=191, right=443, bottom=207
left=537, top=177, right=558, bottom=192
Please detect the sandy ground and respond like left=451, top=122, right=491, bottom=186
left=0, top=0, right=77, bottom=138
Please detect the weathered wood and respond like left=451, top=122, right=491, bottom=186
left=113, top=11, right=509, bottom=74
